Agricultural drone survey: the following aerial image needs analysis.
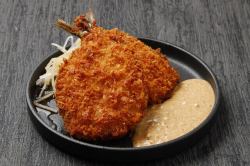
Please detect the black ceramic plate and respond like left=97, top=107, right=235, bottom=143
left=26, top=38, right=220, bottom=162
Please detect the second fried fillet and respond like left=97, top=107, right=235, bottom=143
left=56, top=27, right=179, bottom=140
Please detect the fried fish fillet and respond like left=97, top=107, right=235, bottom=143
left=55, top=16, right=179, bottom=141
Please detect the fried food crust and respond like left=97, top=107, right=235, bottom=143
left=55, top=27, right=179, bottom=140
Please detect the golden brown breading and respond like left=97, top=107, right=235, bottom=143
left=55, top=26, right=179, bottom=141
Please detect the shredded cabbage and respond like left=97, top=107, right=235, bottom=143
left=36, top=36, right=81, bottom=97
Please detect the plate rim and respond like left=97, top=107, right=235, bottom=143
left=26, top=38, right=220, bottom=152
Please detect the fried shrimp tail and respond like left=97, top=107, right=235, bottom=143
left=56, top=11, right=96, bottom=38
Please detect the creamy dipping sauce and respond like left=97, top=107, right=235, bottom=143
left=133, top=79, right=215, bottom=147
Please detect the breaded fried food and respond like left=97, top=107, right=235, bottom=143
left=119, top=38, right=179, bottom=104
left=55, top=14, right=179, bottom=141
